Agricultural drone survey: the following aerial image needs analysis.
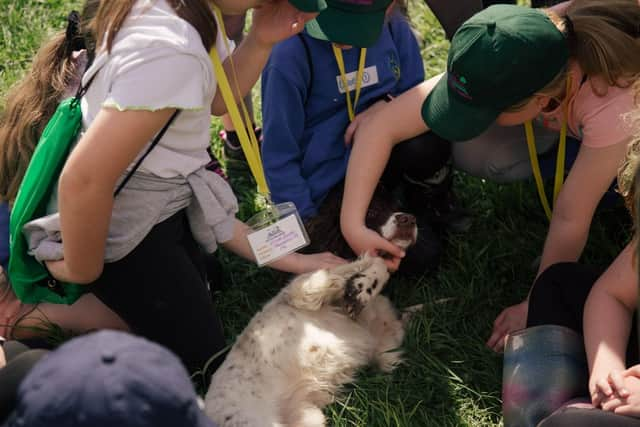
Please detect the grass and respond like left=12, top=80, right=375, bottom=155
left=0, top=1, right=631, bottom=426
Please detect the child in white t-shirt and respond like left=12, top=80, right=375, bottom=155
left=0, top=0, right=341, bottom=373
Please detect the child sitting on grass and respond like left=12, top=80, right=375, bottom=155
left=261, top=0, right=459, bottom=276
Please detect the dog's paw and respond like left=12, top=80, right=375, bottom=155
left=328, top=254, right=377, bottom=278
left=343, top=257, right=389, bottom=318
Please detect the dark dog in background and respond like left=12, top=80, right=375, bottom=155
left=304, top=183, right=438, bottom=277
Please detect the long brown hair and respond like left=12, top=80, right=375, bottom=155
left=509, top=0, right=640, bottom=111
left=563, top=0, right=640, bottom=88
left=96, top=0, right=218, bottom=53
left=0, top=1, right=99, bottom=204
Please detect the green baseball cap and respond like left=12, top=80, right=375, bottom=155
left=422, top=5, right=569, bottom=142
left=288, top=0, right=327, bottom=13
left=305, top=0, right=393, bottom=47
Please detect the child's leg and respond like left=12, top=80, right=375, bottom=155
left=451, top=122, right=559, bottom=183
left=0, top=268, right=128, bottom=340
left=527, top=262, right=602, bottom=332
left=90, top=210, right=227, bottom=374
left=538, top=406, right=640, bottom=427
left=528, top=262, right=639, bottom=365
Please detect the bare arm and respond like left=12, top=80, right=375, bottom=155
left=585, top=242, right=637, bottom=402
left=340, top=74, right=441, bottom=265
left=537, top=141, right=629, bottom=277
left=50, top=108, right=176, bottom=283
left=221, top=219, right=345, bottom=274
left=211, top=3, right=316, bottom=115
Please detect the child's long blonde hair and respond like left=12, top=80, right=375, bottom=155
left=0, top=1, right=99, bottom=204
left=509, top=0, right=640, bottom=110
left=617, top=82, right=640, bottom=221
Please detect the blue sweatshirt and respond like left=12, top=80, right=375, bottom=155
left=0, top=202, right=9, bottom=269
left=261, top=13, right=425, bottom=220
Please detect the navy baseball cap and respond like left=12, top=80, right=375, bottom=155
left=3, top=331, right=217, bottom=427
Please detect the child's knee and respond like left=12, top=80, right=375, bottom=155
left=530, top=263, right=580, bottom=305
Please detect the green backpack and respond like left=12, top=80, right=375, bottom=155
left=9, top=96, right=86, bottom=304
left=9, top=86, right=179, bottom=305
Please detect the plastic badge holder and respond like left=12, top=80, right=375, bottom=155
left=246, top=202, right=310, bottom=267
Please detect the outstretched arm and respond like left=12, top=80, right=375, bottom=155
left=221, top=219, right=345, bottom=274
left=340, top=74, right=441, bottom=268
left=538, top=141, right=629, bottom=276
left=211, top=2, right=317, bottom=115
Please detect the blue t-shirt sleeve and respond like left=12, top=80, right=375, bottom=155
left=0, top=202, right=9, bottom=269
left=390, top=13, right=425, bottom=93
left=261, top=55, right=318, bottom=220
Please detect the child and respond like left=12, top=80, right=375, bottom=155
left=0, top=1, right=130, bottom=341
left=525, top=87, right=640, bottom=426
left=0, top=0, right=345, bottom=373
left=2, top=331, right=218, bottom=426
left=261, top=0, right=454, bottom=274
left=336, top=1, right=639, bottom=350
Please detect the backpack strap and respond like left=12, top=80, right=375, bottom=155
left=114, top=110, right=181, bottom=196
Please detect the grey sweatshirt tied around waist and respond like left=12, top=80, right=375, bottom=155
left=23, top=168, right=238, bottom=263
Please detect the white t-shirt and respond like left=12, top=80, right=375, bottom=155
left=81, top=0, right=233, bottom=178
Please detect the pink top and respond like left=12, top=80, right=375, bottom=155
left=538, top=60, right=635, bottom=148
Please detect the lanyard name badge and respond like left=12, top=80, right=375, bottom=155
left=333, top=44, right=367, bottom=122
left=210, top=5, right=309, bottom=266
left=525, top=76, right=571, bottom=222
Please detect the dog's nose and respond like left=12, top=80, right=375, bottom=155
left=395, top=213, right=416, bottom=226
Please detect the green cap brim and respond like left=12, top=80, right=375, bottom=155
left=422, top=74, right=501, bottom=142
left=288, top=0, right=327, bottom=13
left=305, top=8, right=385, bottom=47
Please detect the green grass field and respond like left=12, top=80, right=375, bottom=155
left=0, top=1, right=631, bottom=426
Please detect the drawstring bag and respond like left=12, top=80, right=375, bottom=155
left=9, top=95, right=86, bottom=305
left=8, top=78, right=179, bottom=305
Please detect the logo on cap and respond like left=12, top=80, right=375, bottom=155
left=448, top=73, right=472, bottom=101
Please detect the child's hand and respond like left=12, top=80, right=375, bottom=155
left=486, top=300, right=528, bottom=353
left=597, top=366, right=640, bottom=417
left=296, top=252, right=347, bottom=273
left=249, top=1, right=317, bottom=48
left=343, top=225, right=405, bottom=272
left=344, top=98, right=392, bottom=146
left=591, top=369, right=626, bottom=409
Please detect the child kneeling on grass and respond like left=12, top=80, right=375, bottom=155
left=261, top=0, right=461, bottom=276
left=525, top=83, right=640, bottom=426
left=0, top=0, right=346, bottom=376
left=336, top=1, right=639, bottom=350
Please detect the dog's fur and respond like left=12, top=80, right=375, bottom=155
left=204, top=256, right=404, bottom=427
left=304, top=184, right=418, bottom=259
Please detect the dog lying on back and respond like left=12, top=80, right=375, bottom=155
left=204, top=256, right=405, bottom=427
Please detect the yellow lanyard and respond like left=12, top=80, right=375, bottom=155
left=209, top=5, right=269, bottom=197
left=332, top=44, right=367, bottom=122
left=525, top=76, right=571, bottom=222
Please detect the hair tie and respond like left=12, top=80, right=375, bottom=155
left=64, top=10, right=86, bottom=53
left=66, top=11, right=80, bottom=41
